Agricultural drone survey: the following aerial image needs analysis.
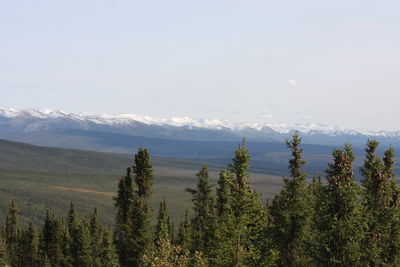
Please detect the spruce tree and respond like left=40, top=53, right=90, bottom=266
left=307, top=176, right=324, bottom=262
left=0, top=231, right=8, bottom=267
left=148, top=201, right=209, bottom=266
left=90, top=208, right=102, bottom=266
left=40, top=211, right=69, bottom=266
left=67, top=205, right=92, bottom=267
left=357, top=141, right=400, bottom=265
left=216, top=169, right=233, bottom=217
left=114, top=167, right=134, bottom=266
left=67, top=202, right=77, bottom=232
left=269, top=132, right=311, bottom=266
left=19, top=222, right=39, bottom=267
left=360, top=140, right=388, bottom=264
left=169, top=220, right=176, bottom=245
left=216, top=138, right=266, bottom=266
left=314, top=144, right=364, bottom=266
left=5, top=199, right=19, bottom=267
left=126, top=147, right=154, bottom=266
left=143, top=238, right=208, bottom=267
left=186, top=165, right=216, bottom=254
left=177, top=210, right=191, bottom=249
left=209, top=169, right=235, bottom=266
left=155, top=200, right=170, bottom=243
left=98, top=228, right=120, bottom=267
left=133, top=147, right=153, bottom=198
left=381, top=146, right=400, bottom=265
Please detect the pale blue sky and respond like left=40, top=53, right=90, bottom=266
left=1, top=0, right=399, bottom=131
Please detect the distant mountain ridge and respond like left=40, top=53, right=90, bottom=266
left=0, top=107, right=399, bottom=147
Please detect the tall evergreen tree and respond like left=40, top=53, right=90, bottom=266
left=314, top=144, right=364, bottom=266
left=40, top=211, right=69, bottom=266
left=0, top=231, right=8, bottom=267
left=113, top=167, right=134, bottom=266
left=269, top=132, right=311, bottom=266
left=68, top=205, right=92, bottom=267
left=215, top=138, right=266, bottom=266
left=90, top=208, right=103, bottom=266
left=209, top=169, right=235, bottom=266
left=186, top=165, right=216, bottom=254
left=98, top=228, right=120, bottom=267
left=177, top=210, right=191, bottom=249
left=358, top=141, right=400, bottom=265
left=307, top=176, right=324, bottom=262
left=169, top=220, right=175, bottom=245
left=360, top=140, right=387, bottom=264
left=155, top=200, right=170, bottom=243
left=19, top=222, right=39, bottom=267
left=133, top=147, right=153, bottom=198
left=126, top=147, right=154, bottom=266
left=5, top=199, right=19, bottom=267
left=381, top=146, right=400, bottom=265
left=216, top=169, right=233, bottom=217
left=67, top=202, right=77, bottom=232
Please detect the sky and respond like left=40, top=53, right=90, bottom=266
left=0, top=0, right=399, bottom=131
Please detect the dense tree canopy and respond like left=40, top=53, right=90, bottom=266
left=1, top=137, right=399, bottom=267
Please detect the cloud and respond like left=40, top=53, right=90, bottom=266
left=288, top=79, right=297, bottom=86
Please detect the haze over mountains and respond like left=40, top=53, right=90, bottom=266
left=0, top=107, right=399, bottom=151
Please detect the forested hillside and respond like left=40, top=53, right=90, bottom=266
left=0, top=139, right=284, bottom=226
left=1, top=134, right=400, bottom=266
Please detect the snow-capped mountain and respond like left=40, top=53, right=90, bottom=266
left=0, top=107, right=399, bottom=149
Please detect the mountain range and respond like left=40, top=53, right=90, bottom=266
left=0, top=107, right=399, bottom=149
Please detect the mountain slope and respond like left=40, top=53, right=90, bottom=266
left=1, top=107, right=400, bottom=147
left=0, top=136, right=398, bottom=226
left=0, top=139, right=286, bottom=226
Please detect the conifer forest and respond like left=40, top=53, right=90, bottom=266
left=1, top=133, right=400, bottom=267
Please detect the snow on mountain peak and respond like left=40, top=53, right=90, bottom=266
left=0, top=107, right=19, bottom=117
left=0, top=107, right=398, bottom=138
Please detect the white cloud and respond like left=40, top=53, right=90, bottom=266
left=288, top=79, right=297, bottom=86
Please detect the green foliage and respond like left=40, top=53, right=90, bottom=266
left=269, top=132, right=311, bottom=266
left=176, top=210, right=191, bottom=250
left=0, top=234, right=8, bottom=267
left=97, top=228, right=120, bottom=267
left=307, top=176, right=324, bottom=261
left=89, top=208, right=102, bottom=266
left=382, top=147, right=400, bottom=265
left=155, top=200, right=170, bottom=243
left=212, top=138, right=267, bottom=266
left=216, top=170, right=233, bottom=217
left=313, top=144, right=365, bottom=266
left=0, top=137, right=312, bottom=227
left=113, top=168, right=134, bottom=266
left=186, top=165, right=216, bottom=255
left=19, top=222, right=39, bottom=266
left=229, top=138, right=251, bottom=189
left=127, top=148, right=155, bottom=266
left=2, top=139, right=400, bottom=267
left=40, top=211, right=70, bottom=266
left=143, top=238, right=208, bottom=267
left=360, top=141, right=400, bottom=265
left=68, top=206, right=92, bottom=267
left=4, top=200, right=19, bottom=267
left=114, top=147, right=155, bottom=266
left=133, top=148, right=153, bottom=198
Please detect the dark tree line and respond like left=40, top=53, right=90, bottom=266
left=1, top=135, right=400, bottom=266
left=0, top=200, right=119, bottom=267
